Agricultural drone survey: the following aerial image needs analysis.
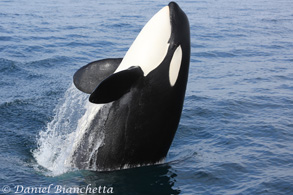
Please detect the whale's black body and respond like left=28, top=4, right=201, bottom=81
left=71, top=2, right=190, bottom=171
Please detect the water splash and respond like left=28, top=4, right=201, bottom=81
left=33, top=84, right=104, bottom=176
left=68, top=100, right=109, bottom=171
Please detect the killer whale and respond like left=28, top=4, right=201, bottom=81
left=71, top=2, right=190, bottom=171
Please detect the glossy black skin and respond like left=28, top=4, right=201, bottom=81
left=72, top=2, right=190, bottom=171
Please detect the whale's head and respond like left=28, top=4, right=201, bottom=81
left=114, top=1, right=190, bottom=86
left=73, top=2, right=190, bottom=103
left=87, top=2, right=190, bottom=104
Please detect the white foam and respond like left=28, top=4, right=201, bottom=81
left=67, top=101, right=107, bottom=171
left=33, top=84, right=104, bottom=176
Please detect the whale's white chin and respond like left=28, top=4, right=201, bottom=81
left=115, top=6, right=171, bottom=76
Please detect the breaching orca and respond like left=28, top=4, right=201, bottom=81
left=71, top=2, right=190, bottom=171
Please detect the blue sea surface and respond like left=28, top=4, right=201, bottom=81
left=1, top=0, right=293, bottom=194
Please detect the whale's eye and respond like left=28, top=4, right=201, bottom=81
left=169, top=45, right=182, bottom=86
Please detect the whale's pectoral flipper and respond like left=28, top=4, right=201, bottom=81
left=89, top=66, right=143, bottom=104
left=73, top=58, right=123, bottom=94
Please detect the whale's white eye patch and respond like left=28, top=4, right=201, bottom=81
left=169, top=45, right=182, bottom=86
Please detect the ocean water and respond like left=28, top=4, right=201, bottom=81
left=1, top=0, right=293, bottom=194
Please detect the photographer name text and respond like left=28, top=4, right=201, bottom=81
left=1, top=184, right=113, bottom=194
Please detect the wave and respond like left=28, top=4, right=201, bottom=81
left=0, top=58, right=22, bottom=73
